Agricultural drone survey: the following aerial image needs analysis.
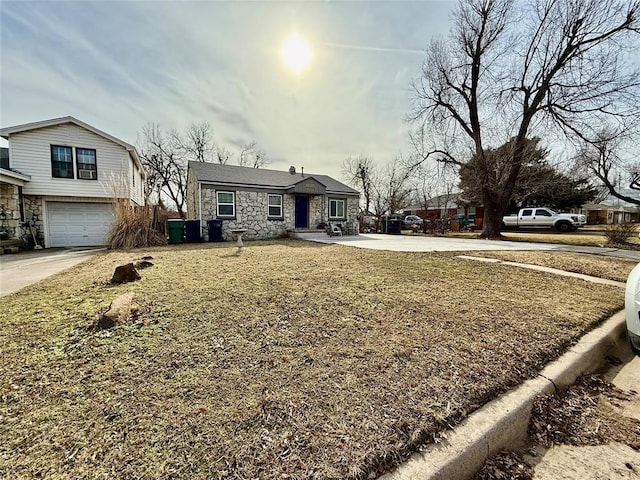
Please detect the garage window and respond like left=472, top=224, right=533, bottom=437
left=77, top=148, right=97, bottom=180
left=217, top=191, right=235, bottom=217
left=51, top=145, right=74, bottom=178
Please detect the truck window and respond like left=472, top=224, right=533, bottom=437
left=535, top=209, right=552, bottom=216
left=521, top=209, right=533, bottom=217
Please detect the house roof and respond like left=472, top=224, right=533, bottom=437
left=0, top=116, right=144, bottom=177
left=404, top=192, right=466, bottom=211
left=188, top=161, right=360, bottom=196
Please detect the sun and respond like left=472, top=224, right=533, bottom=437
left=280, top=35, right=312, bottom=73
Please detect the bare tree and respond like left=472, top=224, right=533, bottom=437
left=238, top=141, right=270, bottom=168
left=412, top=160, right=459, bottom=227
left=215, top=145, right=233, bottom=165
left=371, top=156, right=415, bottom=217
left=411, top=0, right=640, bottom=238
left=575, top=129, right=640, bottom=205
left=138, top=123, right=187, bottom=216
left=342, top=155, right=375, bottom=214
left=172, top=122, right=215, bottom=162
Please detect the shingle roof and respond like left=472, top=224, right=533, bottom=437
left=188, top=161, right=359, bottom=195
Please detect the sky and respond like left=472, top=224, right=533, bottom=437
left=0, top=0, right=456, bottom=181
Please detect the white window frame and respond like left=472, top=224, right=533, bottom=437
left=216, top=191, right=235, bottom=217
left=267, top=194, right=283, bottom=218
left=329, top=198, right=345, bottom=219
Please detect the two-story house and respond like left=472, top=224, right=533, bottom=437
left=0, top=116, right=145, bottom=248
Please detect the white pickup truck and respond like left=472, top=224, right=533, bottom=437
left=502, top=207, right=587, bottom=232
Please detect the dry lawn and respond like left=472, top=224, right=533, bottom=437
left=0, top=240, right=627, bottom=479
left=464, top=251, right=638, bottom=282
left=501, top=229, right=640, bottom=249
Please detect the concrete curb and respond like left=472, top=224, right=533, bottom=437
left=380, top=310, right=627, bottom=480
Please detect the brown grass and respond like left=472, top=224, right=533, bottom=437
left=529, top=374, right=640, bottom=449
left=501, top=228, right=640, bottom=249
left=0, top=240, right=627, bottom=479
left=463, top=251, right=637, bottom=282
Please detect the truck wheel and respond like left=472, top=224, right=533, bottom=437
left=556, top=221, right=571, bottom=232
left=631, top=337, right=640, bottom=357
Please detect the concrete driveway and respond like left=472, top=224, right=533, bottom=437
left=297, top=232, right=640, bottom=260
left=0, top=248, right=103, bottom=296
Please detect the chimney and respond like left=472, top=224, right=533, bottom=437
left=301, top=167, right=304, bottom=177
left=289, top=165, right=296, bottom=175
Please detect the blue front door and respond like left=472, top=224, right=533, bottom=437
left=295, top=196, right=308, bottom=228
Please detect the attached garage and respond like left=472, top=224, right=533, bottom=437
left=47, top=201, right=114, bottom=247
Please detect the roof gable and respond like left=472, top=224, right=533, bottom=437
left=0, top=116, right=144, bottom=175
left=288, top=176, right=326, bottom=195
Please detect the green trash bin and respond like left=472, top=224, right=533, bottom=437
left=388, top=218, right=401, bottom=234
left=167, top=219, right=185, bottom=244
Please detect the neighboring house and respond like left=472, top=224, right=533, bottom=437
left=581, top=188, right=640, bottom=224
left=0, top=116, right=145, bottom=248
left=404, top=193, right=484, bottom=225
left=186, top=162, right=360, bottom=240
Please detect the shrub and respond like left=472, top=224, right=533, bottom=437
left=602, top=222, right=637, bottom=246
left=107, top=200, right=168, bottom=249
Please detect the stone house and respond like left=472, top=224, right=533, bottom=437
left=186, top=162, right=360, bottom=240
left=0, top=116, right=145, bottom=248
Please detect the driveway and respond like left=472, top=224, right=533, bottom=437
left=0, top=248, right=103, bottom=296
left=298, top=232, right=640, bottom=260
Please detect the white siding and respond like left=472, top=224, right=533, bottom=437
left=9, top=123, right=138, bottom=202
left=129, top=160, right=145, bottom=206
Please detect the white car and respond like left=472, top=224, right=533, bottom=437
left=626, top=262, right=640, bottom=355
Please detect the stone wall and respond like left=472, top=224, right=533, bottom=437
left=0, top=188, right=45, bottom=246
left=200, top=188, right=290, bottom=240
left=346, top=197, right=359, bottom=223
left=197, top=186, right=360, bottom=241
left=0, top=184, right=21, bottom=239
left=185, top=173, right=199, bottom=220
left=23, top=195, right=45, bottom=246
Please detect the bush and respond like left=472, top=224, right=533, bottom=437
left=602, top=222, right=637, bottom=246
left=107, top=200, right=168, bottom=249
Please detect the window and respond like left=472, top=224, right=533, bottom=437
left=51, top=145, right=73, bottom=178
left=521, top=209, right=533, bottom=217
left=217, top=191, right=235, bottom=217
left=329, top=198, right=345, bottom=219
left=268, top=194, right=283, bottom=218
left=76, top=148, right=97, bottom=180
left=535, top=209, right=552, bottom=216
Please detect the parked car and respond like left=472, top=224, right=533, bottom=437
left=402, top=215, right=424, bottom=229
left=626, top=262, right=640, bottom=355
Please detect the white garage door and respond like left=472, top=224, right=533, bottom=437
left=47, top=202, right=114, bottom=247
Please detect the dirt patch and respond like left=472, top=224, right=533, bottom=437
left=529, top=373, right=640, bottom=449
left=473, top=450, right=534, bottom=480
left=0, top=240, right=626, bottom=479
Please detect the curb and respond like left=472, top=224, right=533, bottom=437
left=379, top=310, right=627, bottom=480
